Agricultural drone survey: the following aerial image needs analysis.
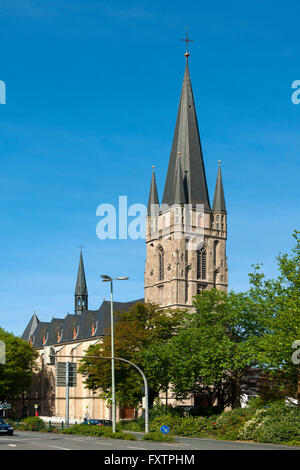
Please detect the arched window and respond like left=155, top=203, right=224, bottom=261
left=197, top=248, right=207, bottom=280
left=158, top=246, right=164, bottom=281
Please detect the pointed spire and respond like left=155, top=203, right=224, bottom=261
left=162, top=54, right=211, bottom=210
left=147, top=166, right=160, bottom=216
left=75, top=250, right=88, bottom=315
left=212, top=161, right=226, bottom=213
left=173, top=153, right=187, bottom=205
left=75, top=251, right=88, bottom=296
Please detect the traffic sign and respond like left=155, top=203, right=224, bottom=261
left=56, top=362, right=77, bottom=387
left=160, top=425, right=170, bottom=434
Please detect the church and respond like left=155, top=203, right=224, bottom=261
left=20, top=49, right=228, bottom=422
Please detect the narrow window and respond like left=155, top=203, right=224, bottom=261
left=158, top=247, right=164, bottom=281
left=213, top=241, right=219, bottom=267
left=197, top=248, right=207, bottom=279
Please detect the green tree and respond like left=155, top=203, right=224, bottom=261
left=78, top=302, right=184, bottom=408
left=0, top=328, right=38, bottom=401
left=249, top=230, right=300, bottom=403
left=154, top=289, right=264, bottom=409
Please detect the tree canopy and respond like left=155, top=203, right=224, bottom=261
left=0, top=328, right=38, bottom=401
left=78, top=302, right=183, bottom=407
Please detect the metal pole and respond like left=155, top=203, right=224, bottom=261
left=55, top=355, right=149, bottom=434
left=110, top=281, right=116, bottom=433
left=65, top=362, right=69, bottom=428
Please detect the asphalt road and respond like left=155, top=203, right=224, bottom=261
left=0, top=431, right=299, bottom=451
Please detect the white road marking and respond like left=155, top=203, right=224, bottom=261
left=127, top=446, right=147, bottom=450
left=46, top=444, right=71, bottom=450
left=95, top=442, right=113, bottom=446
left=8, top=444, right=16, bottom=447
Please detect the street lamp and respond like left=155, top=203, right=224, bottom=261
left=101, top=274, right=129, bottom=433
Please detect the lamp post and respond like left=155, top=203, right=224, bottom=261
left=101, top=274, right=129, bottom=433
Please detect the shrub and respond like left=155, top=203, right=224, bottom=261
left=214, top=408, right=255, bottom=441
left=143, top=431, right=175, bottom=443
left=61, top=424, right=136, bottom=440
left=22, top=417, right=45, bottom=431
left=119, top=418, right=144, bottom=432
left=238, top=402, right=300, bottom=444
left=174, top=416, right=216, bottom=438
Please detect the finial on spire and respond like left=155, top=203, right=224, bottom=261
left=78, top=244, right=85, bottom=253
left=181, top=27, right=193, bottom=60
left=152, top=165, right=155, bottom=170
left=218, top=160, right=222, bottom=166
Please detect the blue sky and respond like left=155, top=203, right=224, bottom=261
left=0, top=0, right=299, bottom=336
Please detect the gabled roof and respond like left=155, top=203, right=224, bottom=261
left=162, top=57, right=211, bottom=210
left=212, top=164, right=227, bottom=213
left=21, top=313, right=40, bottom=342
left=21, top=299, right=144, bottom=349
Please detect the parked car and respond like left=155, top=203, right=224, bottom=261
left=0, top=419, right=13, bottom=436
left=82, top=418, right=112, bottom=427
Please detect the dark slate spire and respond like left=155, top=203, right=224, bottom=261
left=162, top=54, right=211, bottom=210
left=212, top=162, right=226, bottom=213
left=147, top=167, right=160, bottom=216
left=75, top=251, right=88, bottom=315
left=173, top=153, right=187, bottom=205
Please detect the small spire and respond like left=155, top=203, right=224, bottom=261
left=75, top=251, right=88, bottom=314
left=212, top=162, right=226, bottom=213
left=75, top=251, right=88, bottom=296
left=147, top=167, right=160, bottom=216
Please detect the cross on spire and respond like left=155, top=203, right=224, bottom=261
left=181, top=27, right=193, bottom=56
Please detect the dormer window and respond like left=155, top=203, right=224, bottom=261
left=57, top=330, right=61, bottom=343
left=42, top=334, right=46, bottom=345
left=73, top=326, right=78, bottom=340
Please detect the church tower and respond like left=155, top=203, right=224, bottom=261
left=75, top=251, right=88, bottom=315
left=144, top=51, right=228, bottom=309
